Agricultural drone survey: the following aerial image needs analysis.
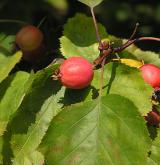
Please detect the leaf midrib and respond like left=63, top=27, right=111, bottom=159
left=13, top=95, right=55, bottom=162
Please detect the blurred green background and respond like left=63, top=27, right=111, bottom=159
left=0, top=0, right=159, bottom=52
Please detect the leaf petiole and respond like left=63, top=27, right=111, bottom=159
left=90, top=7, right=102, bottom=46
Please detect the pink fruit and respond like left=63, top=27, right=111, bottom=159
left=140, top=64, right=160, bottom=88
left=59, top=57, right=94, bottom=89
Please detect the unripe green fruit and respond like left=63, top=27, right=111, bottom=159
left=59, top=57, right=94, bottom=89
left=16, top=25, right=43, bottom=52
left=140, top=64, right=160, bottom=88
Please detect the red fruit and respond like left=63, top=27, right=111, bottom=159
left=16, top=25, right=43, bottom=52
left=140, top=64, right=160, bottom=88
left=59, top=57, right=94, bottom=89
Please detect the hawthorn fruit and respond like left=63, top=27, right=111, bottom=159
left=16, top=25, right=43, bottom=52
left=140, top=64, right=160, bottom=88
left=59, top=57, right=94, bottom=89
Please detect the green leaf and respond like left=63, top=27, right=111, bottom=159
left=0, top=34, right=15, bottom=53
left=12, top=150, right=44, bottom=165
left=60, top=13, right=107, bottom=62
left=122, top=39, right=160, bottom=67
left=0, top=51, right=22, bottom=83
left=78, top=0, right=103, bottom=8
left=147, top=158, right=158, bottom=165
left=92, top=62, right=153, bottom=115
left=149, top=129, right=160, bottom=164
left=108, top=37, right=160, bottom=67
left=0, top=138, right=3, bottom=163
left=0, top=71, right=30, bottom=136
left=10, top=64, right=65, bottom=165
left=61, top=87, right=93, bottom=106
left=40, top=95, right=151, bottom=164
left=29, top=151, right=44, bottom=165
left=45, top=0, right=68, bottom=10
left=0, top=71, right=29, bottom=164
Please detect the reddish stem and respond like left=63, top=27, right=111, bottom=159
left=94, top=36, right=160, bottom=67
left=123, top=23, right=139, bottom=46
left=139, top=37, right=160, bottom=42
left=114, top=37, right=160, bottom=53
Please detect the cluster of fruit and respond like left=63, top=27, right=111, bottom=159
left=16, top=25, right=160, bottom=127
left=16, top=25, right=160, bottom=90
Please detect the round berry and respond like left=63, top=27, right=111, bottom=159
left=16, top=25, right=43, bottom=52
left=140, top=64, right=160, bottom=88
left=59, top=57, right=94, bottom=89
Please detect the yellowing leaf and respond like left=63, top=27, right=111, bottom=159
left=113, top=58, right=143, bottom=68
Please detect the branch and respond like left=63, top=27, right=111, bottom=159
left=93, top=36, right=160, bottom=67
left=114, top=37, right=160, bottom=53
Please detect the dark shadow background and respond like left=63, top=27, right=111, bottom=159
left=0, top=0, right=159, bottom=55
